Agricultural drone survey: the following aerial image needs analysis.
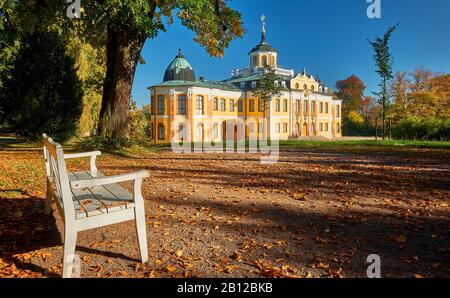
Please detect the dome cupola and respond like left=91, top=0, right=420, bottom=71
left=249, top=16, right=278, bottom=69
left=163, top=49, right=196, bottom=82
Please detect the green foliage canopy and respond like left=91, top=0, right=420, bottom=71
left=0, top=31, right=83, bottom=141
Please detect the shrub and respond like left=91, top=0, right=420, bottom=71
left=393, top=117, right=450, bottom=141
left=0, top=31, right=83, bottom=142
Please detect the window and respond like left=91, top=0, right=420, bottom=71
left=319, top=102, right=323, bottom=113
left=311, top=85, right=315, bottom=91
left=252, top=81, right=257, bottom=88
left=178, top=124, right=185, bottom=140
left=258, top=123, right=264, bottom=135
left=275, top=123, right=281, bottom=133
left=177, top=95, right=186, bottom=115
left=303, top=84, right=308, bottom=90
left=240, top=82, right=246, bottom=89
left=283, top=123, right=288, bottom=133
left=337, top=123, right=341, bottom=133
left=249, top=123, right=255, bottom=133
left=304, top=100, right=308, bottom=113
left=283, top=99, right=288, bottom=112
left=196, top=95, right=204, bottom=114
left=296, top=100, right=301, bottom=113
left=230, top=99, right=235, bottom=112
left=275, top=99, right=280, bottom=112
left=319, top=123, right=323, bottom=131
left=157, top=95, right=165, bottom=115
left=220, top=98, right=226, bottom=111
left=275, top=80, right=279, bottom=87
left=336, top=105, right=340, bottom=117
left=213, top=123, right=219, bottom=139
left=310, top=123, right=315, bottom=133
left=258, top=99, right=264, bottom=112
left=249, top=99, right=255, bottom=112
left=325, top=103, right=329, bottom=113
left=311, top=101, right=315, bottom=113
left=238, top=99, right=243, bottom=112
left=281, top=81, right=286, bottom=88
left=252, top=56, right=258, bottom=67
left=271, top=56, right=276, bottom=66
left=325, top=123, right=329, bottom=131
left=214, top=98, right=219, bottom=111
left=158, top=124, right=165, bottom=140
left=262, top=55, right=268, bottom=66
left=196, top=124, right=203, bottom=141
left=295, top=83, right=300, bottom=89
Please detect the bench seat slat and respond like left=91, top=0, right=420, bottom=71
left=69, top=171, right=135, bottom=218
left=69, top=172, right=106, bottom=218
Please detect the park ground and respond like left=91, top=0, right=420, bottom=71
left=0, top=137, right=449, bottom=278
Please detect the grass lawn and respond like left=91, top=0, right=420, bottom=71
left=0, top=138, right=449, bottom=278
left=280, top=139, right=450, bottom=150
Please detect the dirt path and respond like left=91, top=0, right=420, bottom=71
left=1, top=145, right=449, bottom=278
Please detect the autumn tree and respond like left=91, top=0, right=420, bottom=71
left=51, top=0, right=244, bottom=139
left=335, top=75, right=366, bottom=135
left=389, top=71, right=410, bottom=122
left=368, top=24, right=398, bottom=139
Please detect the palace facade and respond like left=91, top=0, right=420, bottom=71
left=149, top=17, right=342, bottom=144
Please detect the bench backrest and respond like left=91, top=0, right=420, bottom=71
left=42, top=134, right=74, bottom=218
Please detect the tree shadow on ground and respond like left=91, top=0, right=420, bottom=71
left=0, top=196, right=61, bottom=277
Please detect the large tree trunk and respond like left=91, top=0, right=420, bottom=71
left=98, top=27, right=146, bottom=138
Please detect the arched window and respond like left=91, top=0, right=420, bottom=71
left=304, top=100, right=308, bottom=113
left=158, top=124, right=165, bottom=140
left=178, top=124, right=185, bottom=141
left=196, top=123, right=203, bottom=141
left=213, top=123, right=219, bottom=139
left=311, top=85, right=315, bottom=91
left=311, top=101, right=316, bottom=113
left=295, top=83, right=300, bottom=89
left=303, top=84, right=308, bottom=90
left=310, top=123, right=315, bottom=133
left=262, top=55, right=268, bottom=66
left=271, top=56, right=276, bottom=66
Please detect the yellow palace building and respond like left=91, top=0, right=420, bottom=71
left=148, top=17, right=342, bottom=144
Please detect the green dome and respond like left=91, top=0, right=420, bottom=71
left=249, top=32, right=277, bottom=54
left=163, top=49, right=196, bottom=82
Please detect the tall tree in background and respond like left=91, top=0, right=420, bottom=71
left=389, top=71, right=410, bottom=122
left=368, top=24, right=398, bottom=139
left=335, top=75, right=366, bottom=135
left=64, top=0, right=245, bottom=139
left=252, top=66, right=283, bottom=138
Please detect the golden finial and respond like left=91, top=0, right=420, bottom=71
left=261, top=15, right=266, bottom=33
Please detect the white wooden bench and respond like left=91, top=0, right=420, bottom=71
left=42, top=134, right=149, bottom=278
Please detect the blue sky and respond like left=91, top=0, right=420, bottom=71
left=131, top=0, right=450, bottom=107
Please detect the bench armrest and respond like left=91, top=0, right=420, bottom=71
left=64, top=151, right=101, bottom=176
left=64, top=151, right=101, bottom=159
left=70, top=170, right=149, bottom=190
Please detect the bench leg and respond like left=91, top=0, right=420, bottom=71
left=62, top=227, right=78, bottom=278
left=44, top=180, right=52, bottom=215
left=134, top=206, right=148, bottom=263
